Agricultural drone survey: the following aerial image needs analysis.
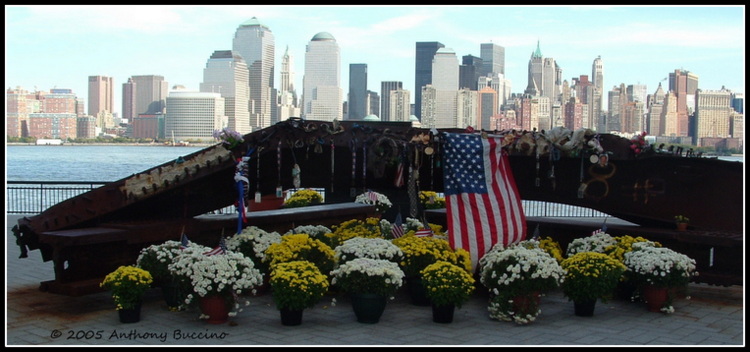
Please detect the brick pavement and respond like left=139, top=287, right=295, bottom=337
left=5, top=215, right=745, bottom=346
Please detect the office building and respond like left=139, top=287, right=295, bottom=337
left=122, top=75, right=168, bottom=121
left=380, top=81, right=402, bottom=121
left=414, top=41, right=444, bottom=121
left=233, top=17, right=275, bottom=129
left=348, top=64, right=368, bottom=120
left=200, top=50, right=251, bottom=134
left=165, top=91, right=227, bottom=142
left=302, top=32, right=342, bottom=121
left=88, top=75, right=114, bottom=119
left=480, top=42, right=505, bottom=76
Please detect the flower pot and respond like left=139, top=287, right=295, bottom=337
left=573, top=299, right=597, bottom=317
left=676, top=223, right=688, bottom=231
left=118, top=302, right=142, bottom=324
left=512, top=291, right=541, bottom=318
left=199, top=295, right=229, bottom=324
left=406, top=277, right=431, bottom=306
left=279, top=308, right=304, bottom=326
left=642, top=285, right=669, bottom=312
left=431, top=304, right=455, bottom=323
left=249, top=195, right=285, bottom=211
left=350, top=293, right=387, bottom=324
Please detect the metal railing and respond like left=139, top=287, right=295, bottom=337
left=6, top=181, right=609, bottom=218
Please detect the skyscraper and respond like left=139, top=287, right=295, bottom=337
left=459, top=55, right=482, bottom=90
left=200, top=50, right=251, bottom=134
left=591, top=56, right=604, bottom=131
left=233, top=17, right=275, bottom=130
left=122, top=75, right=168, bottom=120
left=88, top=75, right=113, bottom=118
left=380, top=81, right=402, bottom=121
left=302, top=32, right=342, bottom=121
left=165, top=91, right=227, bottom=142
left=480, top=42, right=505, bottom=76
left=695, top=88, right=733, bottom=146
left=348, top=64, right=368, bottom=120
left=414, top=41, right=444, bottom=121
left=278, top=46, right=300, bottom=121
left=524, top=41, right=544, bottom=96
left=669, top=69, right=698, bottom=136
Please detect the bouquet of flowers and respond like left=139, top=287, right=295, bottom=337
left=560, top=252, right=626, bottom=303
left=213, top=127, right=243, bottom=149
left=354, top=190, right=392, bottom=214
left=100, top=265, right=153, bottom=310
left=334, top=237, right=404, bottom=266
left=168, top=247, right=264, bottom=316
left=225, top=226, right=282, bottom=275
left=269, top=260, right=329, bottom=311
left=264, top=233, right=336, bottom=278
left=479, top=240, right=565, bottom=325
left=330, top=258, right=405, bottom=298
left=420, top=261, right=475, bottom=308
left=419, top=191, right=446, bottom=209
left=566, top=232, right=617, bottom=257
left=283, top=189, right=324, bottom=208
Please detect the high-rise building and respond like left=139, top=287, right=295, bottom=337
left=524, top=41, right=544, bottom=97
left=389, top=89, right=411, bottom=122
left=459, top=55, right=482, bottom=90
left=646, top=83, right=666, bottom=136
left=165, top=91, right=227, bottom=142
left=200, top=50, right=251, bottom=134
left=348, top=64, right=368, bottom=120
left=302, top=32, right=342, bottom=121
left=695, top=88, right=733, bottom=146
left=414, top=41, right=444, bottom=121
left=477, top=86, right=498, bottom=130
left=380, top=81, right=402, bottom=121
left=591, top=56, right=605, bottom=132
left=278, top=46, right=300, bottom=121
left=669, top=69, right=698, bottom=136
left=6, top=87, right=35, bottom=138
left=456, top=88, right=478, bottom=129
left=122, top=75, right=168, bottom=120
left=431, top=48, right=459, bottom=91
left=233, top=17, right=275, bottom=129
left=480, top=42, right=505, bottom=76
left=88, top=75, right=114, bottom=118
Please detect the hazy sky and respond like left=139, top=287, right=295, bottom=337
left=5, top=5, right=745, bottom=117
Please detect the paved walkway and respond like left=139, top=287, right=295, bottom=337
left=5, top=215, right=745, bottom=346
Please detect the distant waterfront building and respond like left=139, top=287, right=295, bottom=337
left=380, top=81, right=402, bottom=122
left=131, top=113, right=163, bottom=140
left=6, top=86, right=35, bottom=138
left=414, top=41, right=445, bottom=121
left=302, top=32, right=342, bottom=121
left=122, top=75, right=168, bottom=121
left=695, top=88, right=733, bottom=146
left=278, top=45, right=300, bottom=121
left=165, top=91, right=227, bottom=142
left=730, top=92, right=743, bottom=114
left=477, top=86, right=498, bottom=130
left=348, top=64, right=368, bottom=120
left=646, top=83, right=666, bottom=136
left=389, top=89, right=411, bottom=122
left=480, top=42, right=505, bottom=76
left=28, top=113, right=77, bottom=139
left=367, top=90, right=380, bottom=117
left=459, top=55, right=482, bottom=90
left=233, top=17, right=275, bottom=130
left=200, top=50, right=251, bottom=135
left=456, top=88, right=478, bottom=129
left=592, top=56, right=604, bottom=131
left=76, top=116, right=97, bottom=139
left=669, top=69, right=698, bottom=136
left=88, top=75, right=114, bottom=119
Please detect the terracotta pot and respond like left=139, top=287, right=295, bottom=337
left=199, top=295, right=229, bottom=324
left=676, top=223, right=688, bottom=231
left=642, top=285, right=669, bottom=312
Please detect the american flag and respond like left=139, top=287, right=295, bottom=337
left=592, top=220, right=608, bottom=235
left=415, top=228, right=433, bottom=237
left=367, top=190, right=378, bottom=202
left=442, top=133, right=527, bottom=271
left=394, top=161, right=405, bottom=188
left=179, top=233, right=190, bottom=250
left=203, top=237, right=227, bottom=256
left=391, top=212, right=405, bottom=238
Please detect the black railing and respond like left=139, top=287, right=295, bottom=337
left=6, top=181, right=609, bottom=217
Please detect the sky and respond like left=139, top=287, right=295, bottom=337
left=5, top=5, right=746, bottom=117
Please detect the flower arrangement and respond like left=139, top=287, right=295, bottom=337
left=623, top=242, right=698, bottom=289
left=100, top=265, right=153, bottom=310
left=136, top=240, right=190, bottom=284
left=284, top=189, right=324, bottom=208
left=566, top=232, right=617, bottom=257
left=168, top=248, right=264, bottom=316
left=354, top=190, right=392, bottom=214
left=419, top=191, right=446, bottom=209
left=326, top=217, right=385, bottom=248
left=630, top=131, right=649, bottom=156
left=264, top=233, right=336, bottom=277
left=225, top=226, right=282, bottom=276
left=284, top=225, right=332, bottom=240
left=674, top=215, right=690, bottom=224
left=560, top=252, right=627, bottom=303
left=269, top=260, right=330, bottom=311
left=334, top=237, right=404, bottom=266
left=604, top=235, right=661, bottom=263
left=392, top=235, right=470, bottom=278
left=213, top=127, right=243, bottom=149
left=330, top=257, right=405, bottom=298
left=538, top=236, right=565, bottom=263
left=420, top=261, right=475, bottom=308
left=479, top=240, right=565, bottom=325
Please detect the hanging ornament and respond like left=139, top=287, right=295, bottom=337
left=292, top=164, right=301, bottom=189
left=255, top=150, right=262, bottom=203
left=350, top=138, right=358, bottom=197
left=276, top=140, right=283, bottom=198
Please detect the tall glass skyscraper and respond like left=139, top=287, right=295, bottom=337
left=302, top=32, right=342, bottom=121
left=348, top=63, right=367, bottom=120
left=232, top=17, right=275, bottom=130
left=200, top=50, right=251, bottom=134
left=480, top=42, right=505, bottom=76
left=414, top=41, right=444, bottom=121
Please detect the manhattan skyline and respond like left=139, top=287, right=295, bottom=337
left=5, top=5, right=745, bottom=118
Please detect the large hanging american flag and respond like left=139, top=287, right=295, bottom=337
left=442, top=132, right=527, bottom=271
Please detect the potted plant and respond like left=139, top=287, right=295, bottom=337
left=264, top=233, right=336, bottom=279
left=283, top=188, right=324, bottom=208
left=674, top=215, right=690, bottom=231
left=136, top=239, right=193, bottom=309
left=604, top=235, right=661, bottom=301
left=419, top=191, right=446, bottom=209
left=226, top=226, right=282, bottom=280
left=269, top=260, right=330, bottom=326
left=100, top=265, right=153, bottom=323
left=538, top=236, right=565, bottom=263
left=622, top=242, right=698, bottom=313
left=329, top=257, right=405, bottom=323
left=566, top=231, right=617, bottom=257
left=334, top=237, right=404, bottom=266
left=168, top=247, right=264, bottom=324
left=560, top=252, right=627, bottom=316
left=354, top=190, right=392, bottom=215
left=420, top=260, right=476, bottom=323
left=478, top=239, right=565, bottom=325
left=326, top=217, right=386, bottom=248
